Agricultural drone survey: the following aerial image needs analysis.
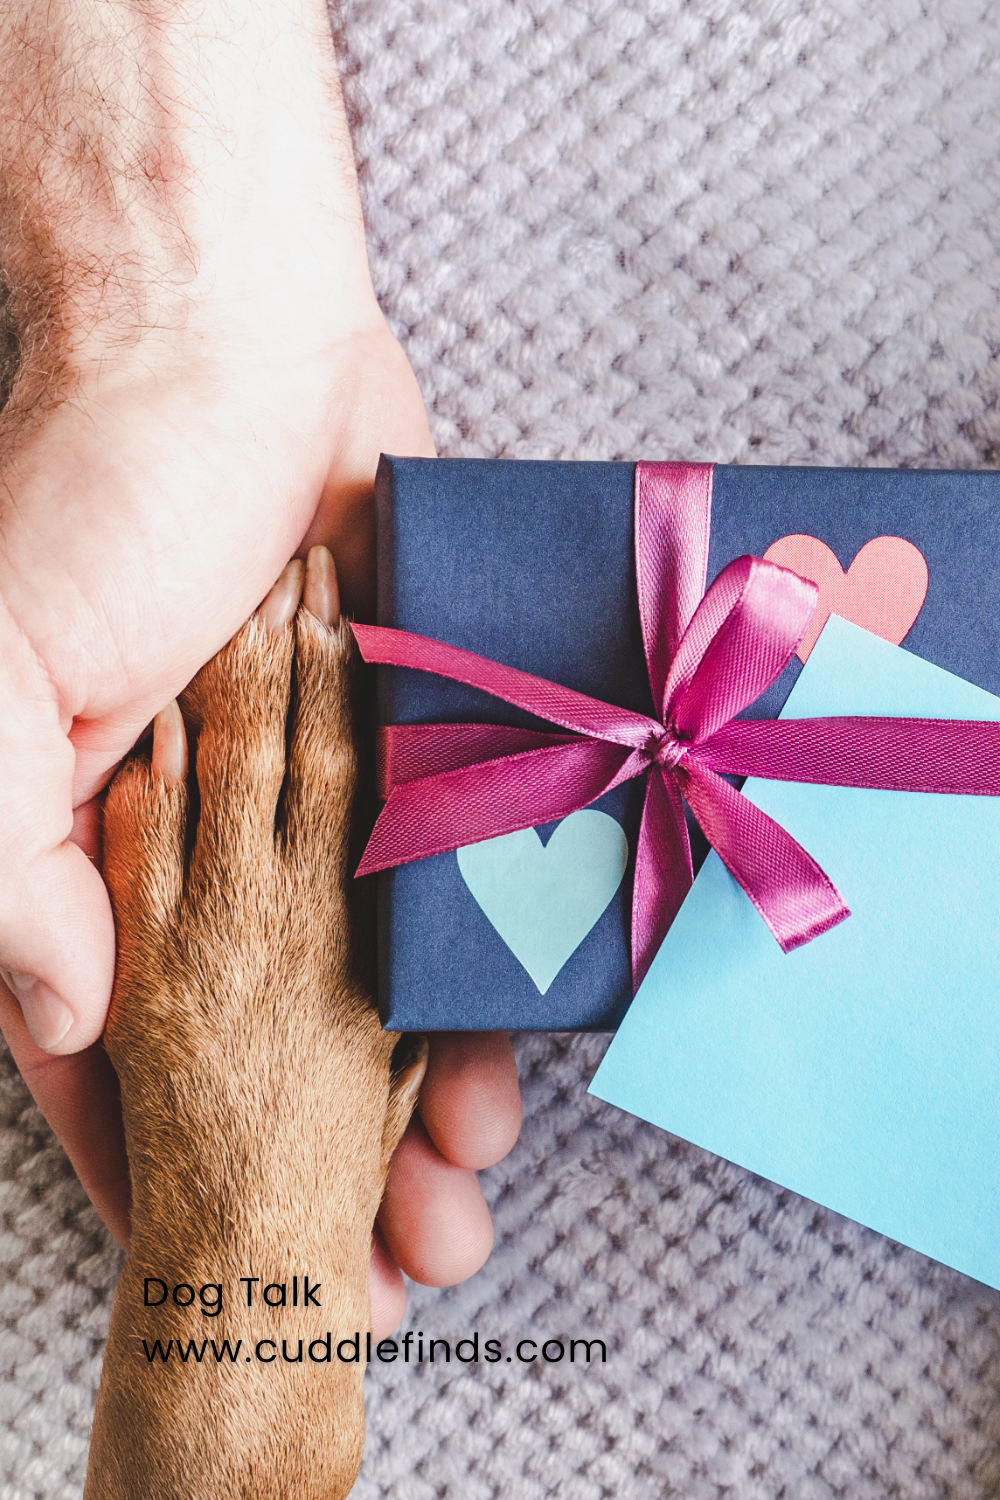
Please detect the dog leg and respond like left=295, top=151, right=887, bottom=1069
left=85, top=549, right=424, bottom=1499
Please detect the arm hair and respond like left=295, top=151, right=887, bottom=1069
left=0, top=0, right=354, bottom=432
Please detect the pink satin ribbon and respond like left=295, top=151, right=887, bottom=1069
left=354, top=461, right=1000, bottom=990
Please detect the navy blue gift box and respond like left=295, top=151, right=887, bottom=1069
left=373, top=456, right=1000, bottom=1033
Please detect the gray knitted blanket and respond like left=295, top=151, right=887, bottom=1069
left=5, top=1, right=1000, bottom=1494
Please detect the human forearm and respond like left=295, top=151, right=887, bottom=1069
left=0, top=0, right=373, bottom=398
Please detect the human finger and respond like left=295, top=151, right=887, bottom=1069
left=377, top=1114, right=494, bottom=1287
left=369, top=1224, right=407, bottom=1340
left=0, top=977, right=131, bottom=1246
left=0, top=611, right=117, bottom=1050
left=418, top=1032, right=522, bottom=1169
left=0, top=837, right=117, bottom=1053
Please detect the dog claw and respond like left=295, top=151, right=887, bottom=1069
left=151, top=701, right=187, bottom=786
left=261, top=558, right=305, bottom=631
left=303, top=545, right=340, bottom=627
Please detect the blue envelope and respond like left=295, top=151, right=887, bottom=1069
left=374, top=457, right=1000, bottom=1033
left=590, top=615, right=1000, bottom=1291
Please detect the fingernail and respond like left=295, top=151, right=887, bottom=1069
left=304, top=545, right=340, bottom=627
left=260, top=559, right=305, bottom=632
left=7, top=972, right=74, bottom=1050
left=152, top=701, right=187, bottom=785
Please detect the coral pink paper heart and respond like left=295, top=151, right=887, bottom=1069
left=762, top=535, right=929, bottom=662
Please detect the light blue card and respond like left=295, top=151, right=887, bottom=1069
left=590, top=615, right=1000, bottom=1289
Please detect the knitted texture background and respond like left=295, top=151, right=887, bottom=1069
left=4, top=0, right=1000, bottom=1496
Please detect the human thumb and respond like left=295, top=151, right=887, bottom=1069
left=0, top=640, right=115, bottom=1053
left=0, top=834, right=115, bottom=1053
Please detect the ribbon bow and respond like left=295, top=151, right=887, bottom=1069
left=353, top=463, right=1000, bottom=991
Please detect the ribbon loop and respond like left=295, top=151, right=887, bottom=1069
left=665, top=556, right=818, bottom=746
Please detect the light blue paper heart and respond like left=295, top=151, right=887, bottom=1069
left=456, top=810, right=629, bottom=993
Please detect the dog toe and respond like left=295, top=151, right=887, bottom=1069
left=103, top=720, right=189, bottom=1030
left=282, top=557, right=360, bottom=888
left=181, top=585, right=299, bottom=892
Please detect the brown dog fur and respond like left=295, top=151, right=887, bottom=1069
left=84, top=598, right=423, bottom=1498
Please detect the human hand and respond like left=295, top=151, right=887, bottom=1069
left=0, top=0, right=520, bottom=1336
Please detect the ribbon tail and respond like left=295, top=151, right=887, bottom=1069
left=631, top=767, right=693, bottom=991
left=353, top=622, right=659, bottom=748
left=378, top=723, right=579, bottom=796
left=692, top=716, right=1000, bottom=795
left=676, top=763, right=850, bottom=952
left=357, top=739, right=635, bottom=876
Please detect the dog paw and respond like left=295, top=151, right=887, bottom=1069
left=90, top=547, right=421, bottom=1500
